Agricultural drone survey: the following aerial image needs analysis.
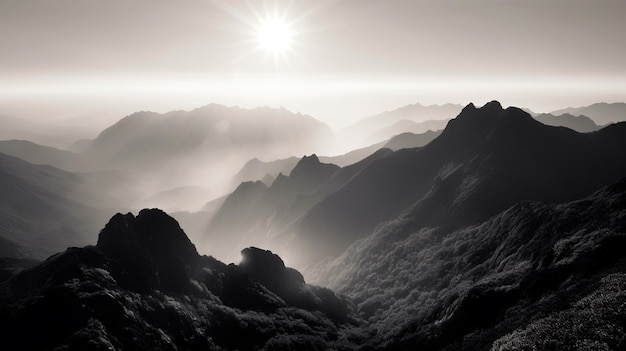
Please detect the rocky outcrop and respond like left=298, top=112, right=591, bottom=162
left=96, top=209, right=199, bottom=293
left=0, top=209, right=359, bottom=350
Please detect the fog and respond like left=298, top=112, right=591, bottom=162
left=3, top=2, right=626, bottom=348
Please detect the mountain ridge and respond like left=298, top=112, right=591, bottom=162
left=289, top=101, right=626, bottom=268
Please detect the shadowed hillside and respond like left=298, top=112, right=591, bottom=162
left=282, top=102, right=626, bottom=268
left=0, top=209, right=360, bottom=350
left=0, top=153, right=128, bottom=259
left=316, top=177, right=626, bottom=350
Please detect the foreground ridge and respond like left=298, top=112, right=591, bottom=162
left=0, top=209, right=359, bottom=350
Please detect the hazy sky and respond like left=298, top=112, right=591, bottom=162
left=1, top=0, right=625, bottom=129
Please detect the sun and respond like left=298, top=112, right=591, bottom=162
left=256, top=18, right=293, bottom=55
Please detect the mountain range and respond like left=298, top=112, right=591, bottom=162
left=1, top=99, right=626, bottom=350
left=533, top=113, right=600, bottom=133
left=1, top=177, right=625, bottom=350
left=338, top=103, right=461, bottom=149
left=550, top=102, right=626, bottom=125
left=203, top=101, right=626, bottom=270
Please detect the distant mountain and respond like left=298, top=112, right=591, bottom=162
left=209, top=102, right=626, bottom=270
left=550, top=102, right=626, bottom=125
left=0, top=152, right=128, bottom=259
left=364, top=119, right=449, bottom=144
left=0, top=139, right=90, bottom=172
left=232, top=145, right=386, bottom=188
left=230, top=157, right=300, bottom=187
left=316, top=176, right=626, bottom=350
left=231, top=129, right=442, bottom=188
left=205, top=155, right=340, bottom=262
left=82, top=104, right=334, bottom=192
left=382, top=130, right=441, bottom=150
left=287, top=101, right=626, bottom=268
left=340, top=103, right=461, bottom=147
left=533, top=113, right=600, bottom=133
left=0, top=209, right=359, bottom=350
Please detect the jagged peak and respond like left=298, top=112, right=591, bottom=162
left=460, top=102, right=477, bottom=113
left=442, top=101, right=504, bottom=136
left=289, top=154, right=321, bottom=177
left=431, top=101, right=549, bottom=149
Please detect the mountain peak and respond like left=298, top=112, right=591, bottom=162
left=461, top=102, right=477, bottom=113
left=289, top=154, right=321, bottom=177
left=440, top=101, right=504, bottom=139
left=96, top=209, right=199, bottom=292
left=483, top=100, right=503, bottom=111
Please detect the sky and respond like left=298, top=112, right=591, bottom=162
left=1, top=0, right=625, bottom=130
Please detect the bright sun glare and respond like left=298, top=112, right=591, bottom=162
left=257, top=18, right=292, bottom=54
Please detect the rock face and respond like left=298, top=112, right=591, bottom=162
left=0, top=210, right=358, bottom=351
left=96, top=209, right=200, bottom=293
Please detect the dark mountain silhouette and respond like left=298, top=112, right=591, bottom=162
left=0, top=139, right=91, bottom=172
left=533, top=113, right=600, bottom=132
left=550, top=102, right=626, bottom=125
left=3, top=99, right=626, bottom=351
left=316, top=177, right=626, bottom=350
left=288, top=101, right=626, bottom=268
left=0, top=152, right=129, bottom=259
left=0, top=209, right=358, bottom=350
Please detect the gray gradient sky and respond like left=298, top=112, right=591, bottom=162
left=1, top=0, right=625, bottom=128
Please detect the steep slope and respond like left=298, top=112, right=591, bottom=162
left=0, top=209, right=359, bottom=350
left=316, top=177, right=626, bottom=350
left=550, top=102, right=626, bottom=125
left=291, top=101, right=626, bottom=268
left=0, top=152, right=126, bottom=259
left=204, top=155, right=340, bottom=262
left=533, top=113, right=600, bottom=132
left=0, top=140, right=90, bottom=172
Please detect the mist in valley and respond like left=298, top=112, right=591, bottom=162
left=2, top=1, right=626, bottom=350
